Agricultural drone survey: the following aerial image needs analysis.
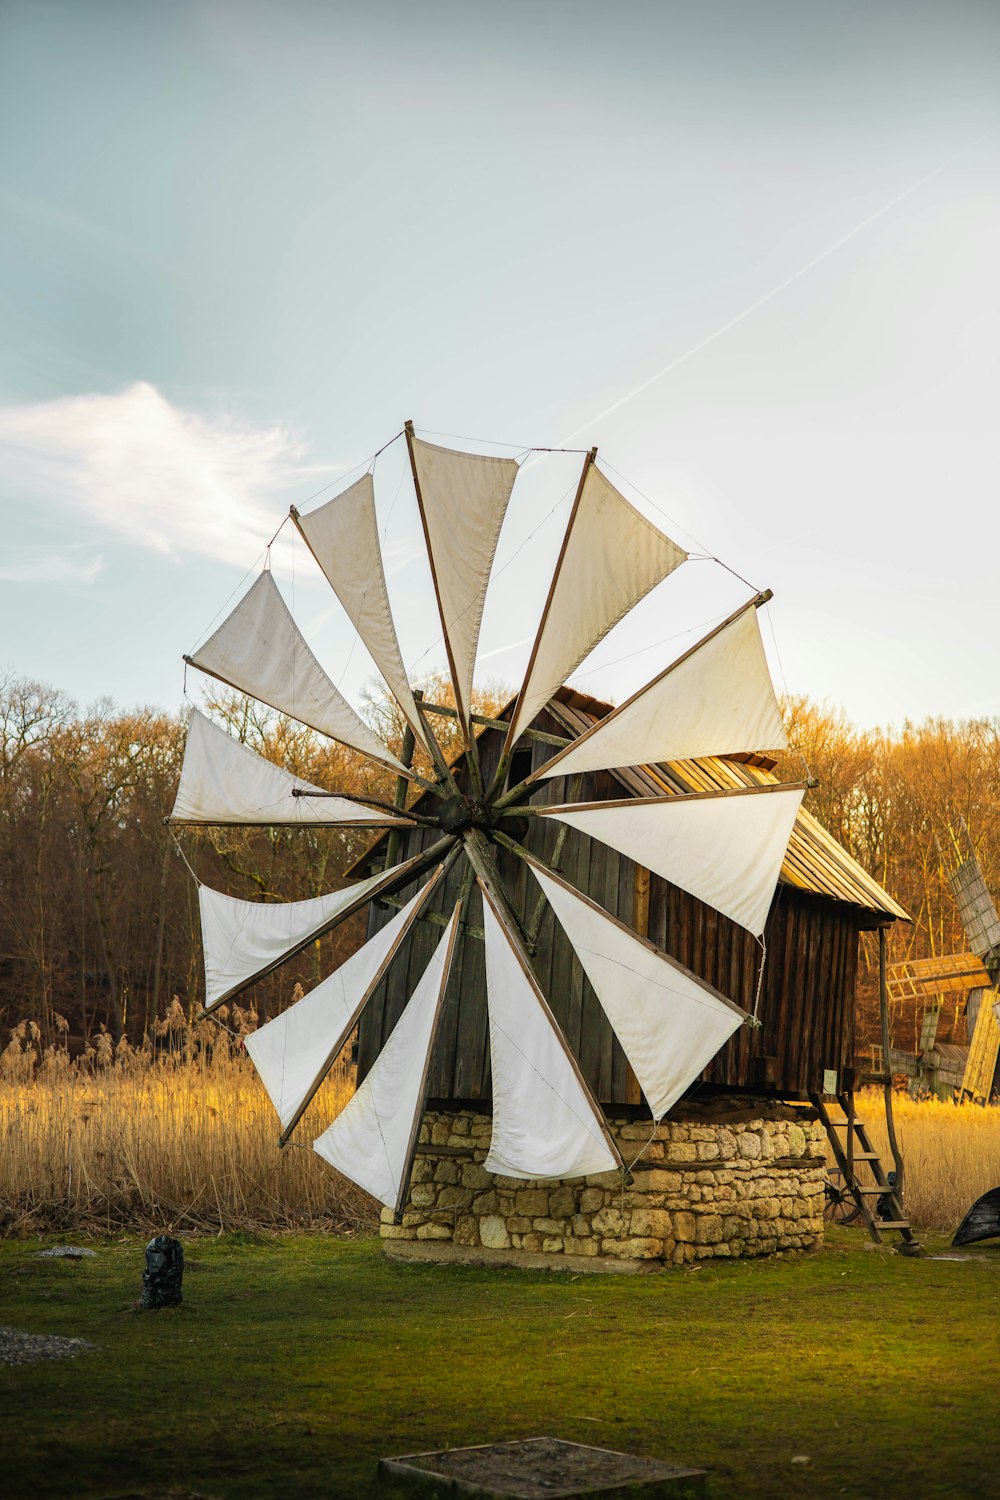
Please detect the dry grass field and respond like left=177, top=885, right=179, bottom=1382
left=4, top=1014, right=1000, bottom=1238
left=849, top=1085, right=1000, bottom=1230
left=0, top=1003, right=370, bottom=1236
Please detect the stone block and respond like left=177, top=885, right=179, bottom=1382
left=462, top=1163, right=493, bottom=1190
left=638, top=1170, right=683, bottom=1192
left=409, top=1183, right=437, bottom=1209
left=695, top=1214, right=723, bottom=1245
left=515, top=1189, right=549, bottom=1216
left=380, top=1224, right=416, bottom=1240
left=521, top=1233, right=542, bottom=1252
left=434, top=1159, right=460, bottom=1185
left=451, top=1116, right=471, bottom=1135
left=415, top=1222, right=452, bottom=1241
left=672, top=1211, right=696, bottom=1242
left=572, top=1214, right=593, bottom=1238
left=737, top=1132, right=761, bottom=1160
left=666, top=1142, right=698, bottom=1163
left=592, top=1206, right=626, bottom=1236
left=430, top=1121, right=450, bottom=1146
left=697, top=1142, right=720, bottom=1161
left=508, top=1217, right=531, bottom=1234
left=630, top=1208, right=672, bottom=1238
left=541, top=1238, right=564, bottom=1254
left=574, top=1238, right=599, bottom=1256
left=453, top=1216, right=479, bottom=1247
left=579, top=1187, right=604, bottom=1212
left=438, top=1186, right=473, bottom=1210
left=585, top=1171, right=621, bottom=1188
left=472, top=1191, right=499, bottom=1215
left=549, top=1186, right=576, bottom=1218
left=480, top=1216, right=511, bottom=1250
left=716, top=1129, right=737, bottom=1159
left=410, top=1159, right=434, bottom=1185
left=787, top=1123, right=806, bottom=1156
left=533, top=1218, right=565, bottom=1235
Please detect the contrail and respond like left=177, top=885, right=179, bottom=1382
left=557, top=146, right=980, bottom=447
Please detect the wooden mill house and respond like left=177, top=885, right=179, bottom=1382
left=352, top=688, right=913, bottom=1270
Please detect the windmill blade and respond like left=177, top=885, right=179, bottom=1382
left=406, top=428, right=519, bottom=732
left=503, top=458, right=687, bottom=756
left=186, top=572, right=410, bottom=776
left=199, top=850, right=439, bottom=1012
left=526, top=856, right=746, bottom=1120
left=479, top=879, right=621, bottom=1181
left=312, top=904, right=462, bottom=1211
left=169, top=709, right=414, bottom=827
left=244, top=868, right=446, bottom=1134
left=290, top=475, right=432, bottom=756
left=538, top=785, right=805, bottom=939
left=950, top=854, right=1000, bottom=960
left=534, top=595, right=785, bottom=782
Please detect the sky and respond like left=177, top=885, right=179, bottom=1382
left=1, top=0, right=998, bottom=732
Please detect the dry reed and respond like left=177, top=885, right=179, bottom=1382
left=0, top=1003, right=375, bottom=1237
left=5, top=1012, right=1000, bottom=1239
left=835, top=1087, right=1000, bottom=1231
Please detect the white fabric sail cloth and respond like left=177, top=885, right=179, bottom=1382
left=313, top=907, right=461, bottom=1211
left=528, top=861, right=746, bottom=1119
left=480, top=886, right=619, bottom=1180
left=409, top=437, right=518, bottom=728
left=539, top=787, right=804, bottom=938
left=538, top=603, right=787, bottom=780
left=169, top=710, right=410, bottom=827
left=245, top=879, right=438, bottom=1133
left=505, top=464, right=687, bottom=751
left=291, top=475, right=431, bottom=755
left=199, top=859, right=420, bottom=1012
left=186, top=571, right=408, bottom=775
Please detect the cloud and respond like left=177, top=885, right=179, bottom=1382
left=0, top=382, right=337, bottom=567
left=0, top=550, right=104, bottom=585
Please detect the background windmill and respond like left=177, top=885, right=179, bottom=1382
left=886, top=818, right=1000, bottom=1100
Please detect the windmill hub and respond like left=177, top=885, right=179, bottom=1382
left=437, top=793, right=493, bottom=835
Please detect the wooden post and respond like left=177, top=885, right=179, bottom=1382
left=879, top=925, right=905, bottom=1206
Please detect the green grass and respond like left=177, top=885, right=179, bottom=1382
left=1, top=1228, right=998, bottom=1498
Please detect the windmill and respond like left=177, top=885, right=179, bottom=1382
left=167, top=422, right=807, bottom=1217
left=886, top=819, right=1000, bottom=1101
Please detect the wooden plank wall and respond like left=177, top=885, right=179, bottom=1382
left=356, top=710, right=863, bottom=1105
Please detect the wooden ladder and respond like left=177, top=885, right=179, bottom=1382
left=808, top=1091, right=922, bottom=1254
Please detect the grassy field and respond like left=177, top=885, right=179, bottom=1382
left=2, top=1227, right=998, bottom=1499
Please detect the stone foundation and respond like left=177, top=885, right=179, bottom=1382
left=381, top=1107, right=827, bottom=1270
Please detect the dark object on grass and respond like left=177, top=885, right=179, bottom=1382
left=141, top=1235, right=184, bottom=1308
left=952, top=1187, right=1000, bottom=1247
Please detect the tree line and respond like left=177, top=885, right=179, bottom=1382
left=1, top=670, right=997, bottom=1056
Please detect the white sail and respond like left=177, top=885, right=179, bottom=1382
left=529, top=862, right=746, bottom=1119
left=538, top=603, right=786, bottom=780
left=506, top=463, right=687, bottom=750
left=199, top=859, right=421, bottom=1012
left=292, top=476, right=430, bottom=753
left=540, top=787, right=804, bottom=938
left=410, top=436, right=518, bottom=726
left=245, top=878, right=437, bottom=1131
left=480, top=889, right=619, bottom=1181
left=169, top=709, right=409, bottom=827
left=312, top=907, right=461, bottom=1209
left=187, top=571, right=408, bottom=774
